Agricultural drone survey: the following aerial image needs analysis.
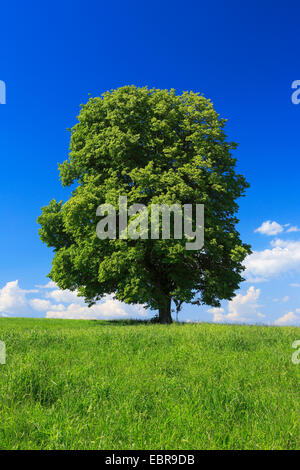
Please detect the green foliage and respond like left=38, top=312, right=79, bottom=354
left=38, top=86, right=251, bottom=321
left=0, top=318, right=299, bottom=449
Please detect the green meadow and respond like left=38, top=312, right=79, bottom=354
left=0, top=318, right=299, bottom=450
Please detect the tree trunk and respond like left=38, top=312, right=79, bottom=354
left=158, top=298, right=172, bottom=324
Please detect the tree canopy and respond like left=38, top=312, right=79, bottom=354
left=38, top=85, right=251, bottom=323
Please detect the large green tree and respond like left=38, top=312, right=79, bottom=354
left=38, top=86, right=251, bottom=324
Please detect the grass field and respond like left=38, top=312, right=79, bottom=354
left=0, top=318, right=299, bottom=450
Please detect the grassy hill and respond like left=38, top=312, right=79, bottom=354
left=0, top=318, right=299, bottom=450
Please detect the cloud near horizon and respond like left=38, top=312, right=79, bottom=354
left=0, top=271, right=300, bottom=326
left=274, top=311, right=300, bottom=326
left=0, top=280, right=148, bottom=320
left=207, top=286, right=265, bottom=324
left=207, top=286, right=300, bottom=326
left=2, top=218, right=300, bottom=325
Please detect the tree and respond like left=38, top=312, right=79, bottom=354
left=38, top=86, right=251, bottom=324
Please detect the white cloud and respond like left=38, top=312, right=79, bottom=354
left=207, top=307, right=225, bottom=323
left=245, top=239, right=300, bottom=280
left=30, top=299, right=53, bottom=311
left=254, top=221, right=300, bottom=236
left=226, top=286, right=262, bottom=321
left=35, top=281, right=57, bottom=289
left=34, top=285, right=149, bottom=319
left=45, top=288, right=84, bottom=304
left=30, top=299, right=65, bottom=312
left=0, top=280, right=148, bottom=320
left=254, top=221, right=284, bottom=236
left=46, top=295, right=147, bottom=320
left=290, top=283, right=300, bottom=287
left=0, top=280, right=37, bottom=315
left=274, top=311, right=300, bottom=326
left=207, top=307, right=225, bottom=314
left=45, top=288, right=148, bottom=320
left=286, top=226, right=300, bottom=233
left=207, top=286, right=263, bottom=323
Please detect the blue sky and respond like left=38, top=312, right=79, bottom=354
left=1, top=0, right=300, bottom=324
